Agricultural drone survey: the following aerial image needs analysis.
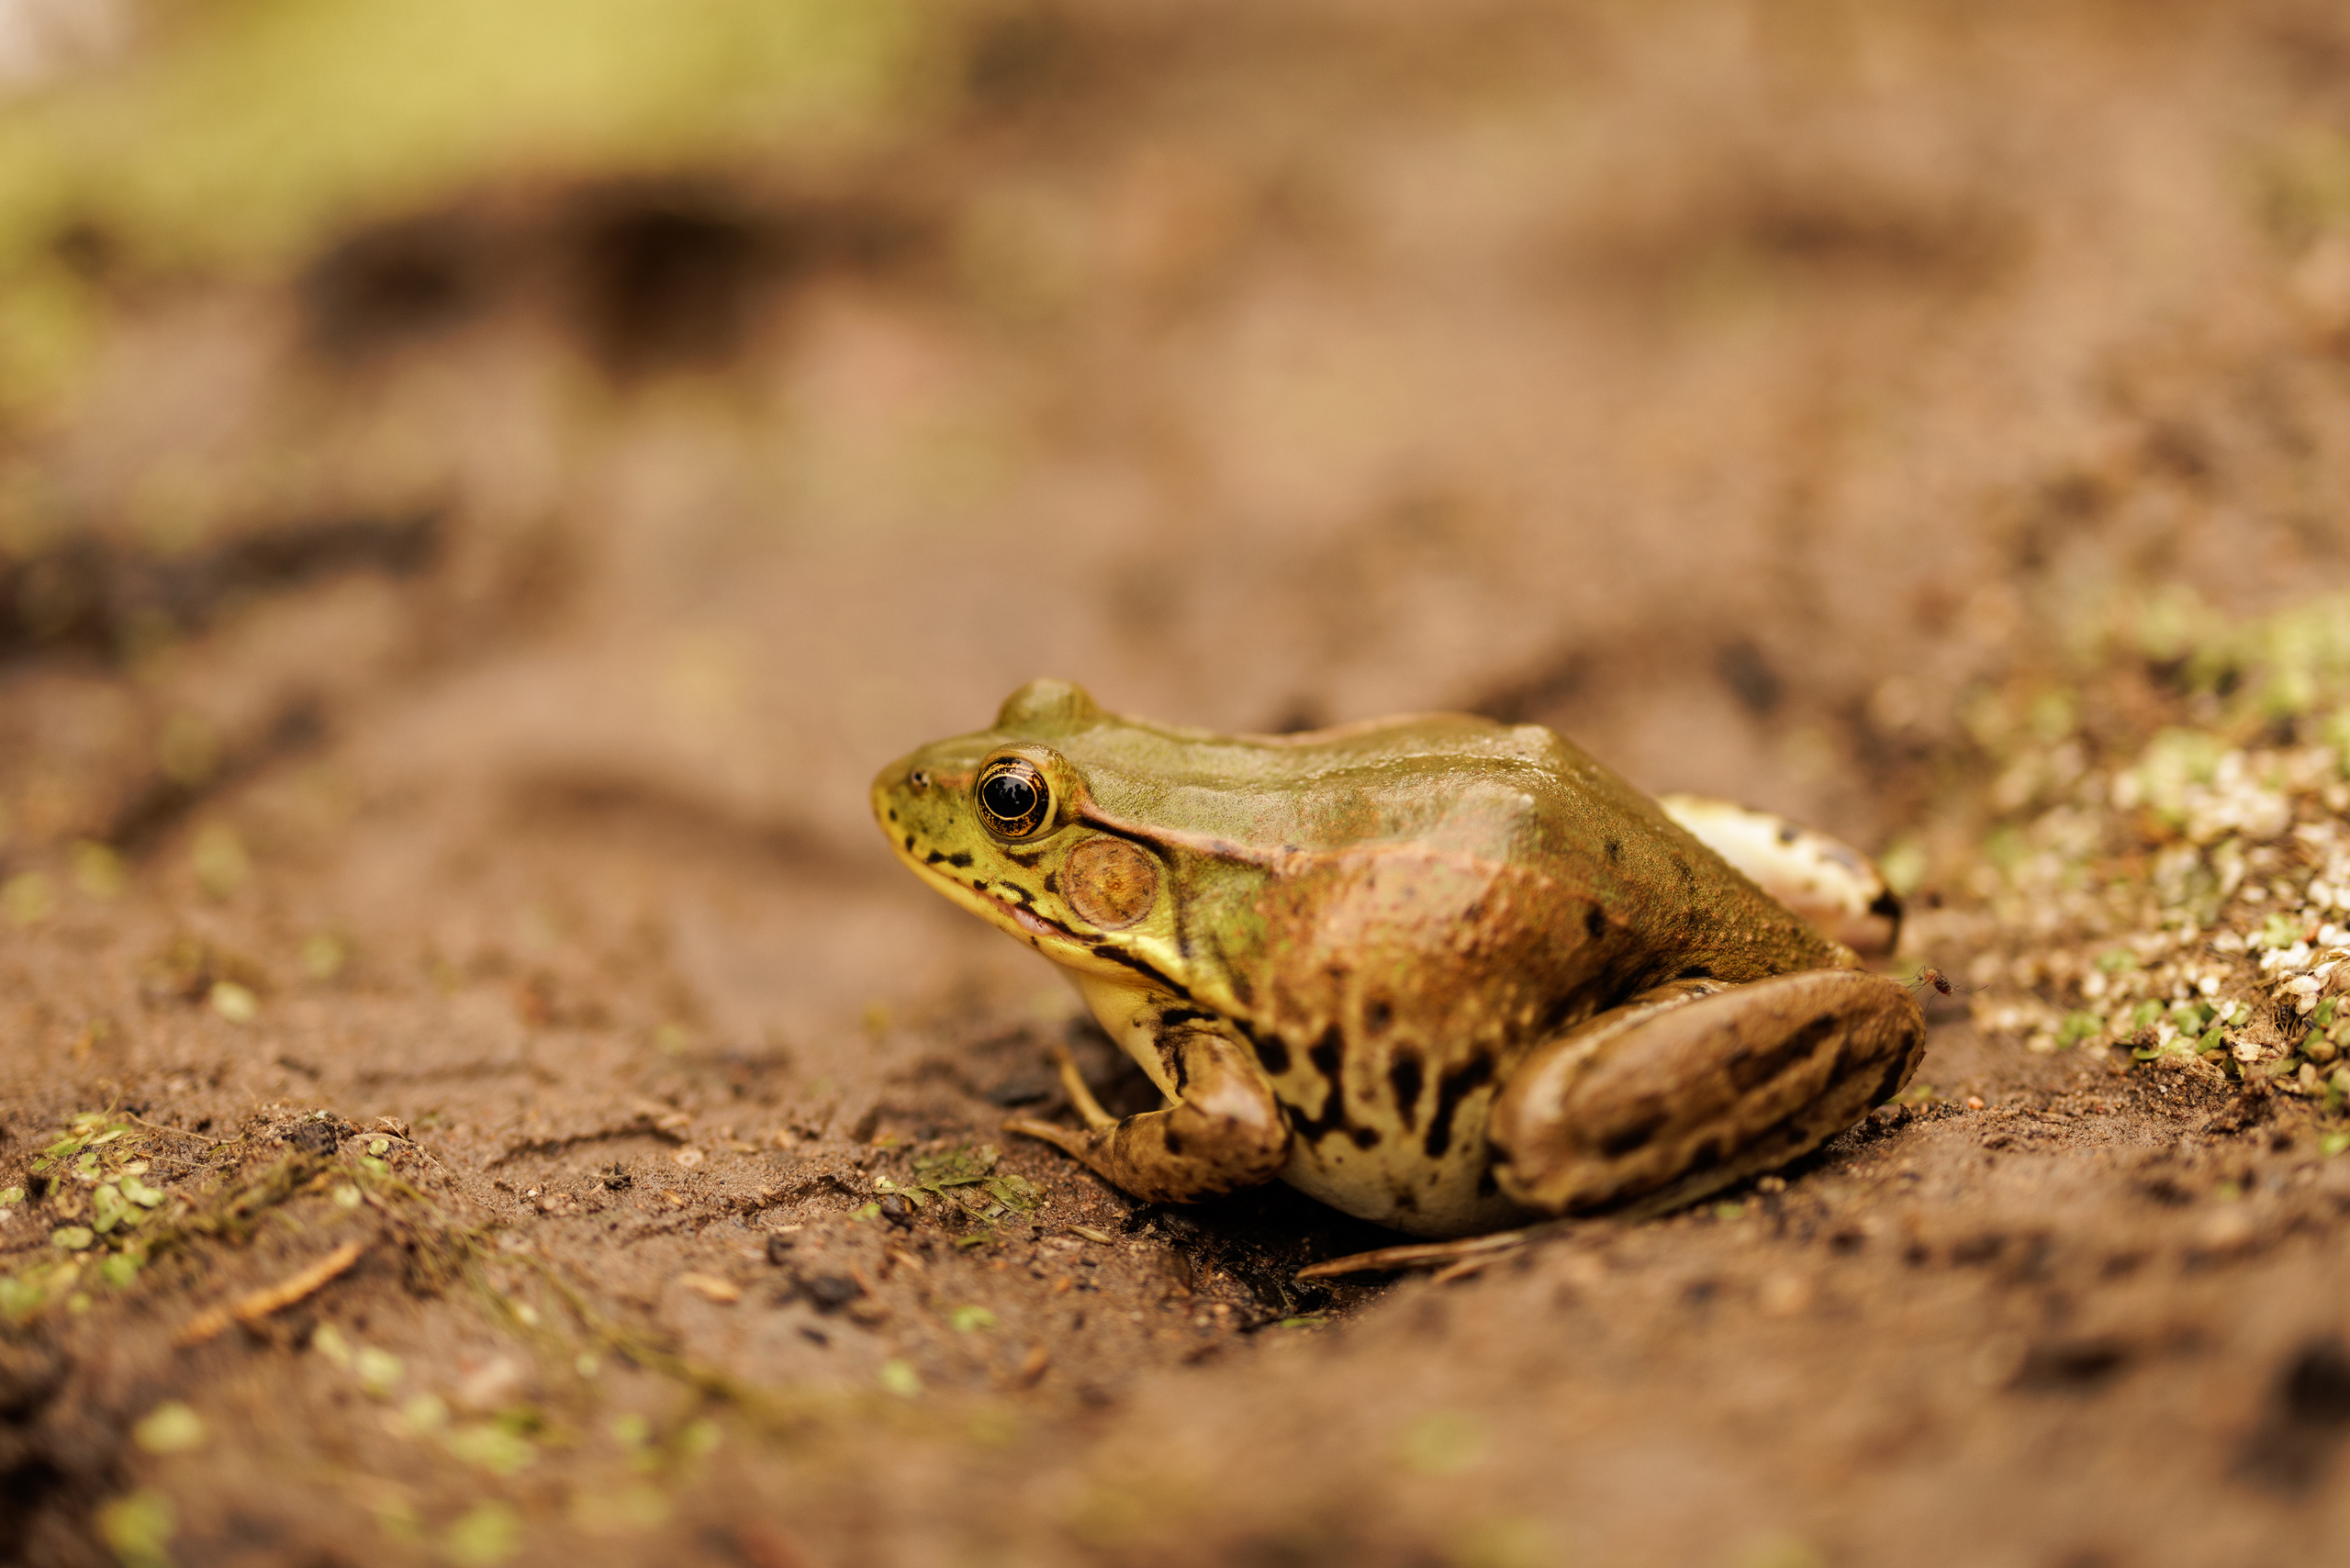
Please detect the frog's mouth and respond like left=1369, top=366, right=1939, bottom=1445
left=953, top=869, right=1085, bottom=952
left=1000, top=898, right=1059, bottom=941
left=883, top=826, right=1079, bottom=948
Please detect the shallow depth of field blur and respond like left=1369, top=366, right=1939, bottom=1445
left=10, top=4, right=2350, bottom=1566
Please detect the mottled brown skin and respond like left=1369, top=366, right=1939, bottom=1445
left=873, top=679, right=1925, bottom=1238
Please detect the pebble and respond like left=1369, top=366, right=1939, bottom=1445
left=678, top=1272, right=742, bottom=1305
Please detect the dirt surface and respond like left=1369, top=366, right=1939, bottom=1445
left=10, top=3, right=2350, bottom=1564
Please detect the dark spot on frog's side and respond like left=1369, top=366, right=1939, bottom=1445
left=1285, top=1028, right=1354, bottom=1143
left=1605, top=836, right=1621, bottom=862
left=1308, top=1028, right=1343, bottom=1084
left=1163, top=1126, right=1185, bottom=1156
left=1777, top=823, right=1800, bottom=845
left=1350, top=1126, right=1382, bottom=1149
left=1387, top=1048, right=1426, bottom=1130
left=1364, top=998, right=1393, bottom=1034
left=1423, top=1053, right=1494, bottom=1159
left=1249, top=1027, right=1292, bottom=1077
left=1583, top=905, right=1607, bottom=940
left=902, top=834, right=916, bottom=852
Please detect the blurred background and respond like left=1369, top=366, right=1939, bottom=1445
left=12, top=9, right=2350, bottom=1562
left=5, top=0, right=2350, bottom=1034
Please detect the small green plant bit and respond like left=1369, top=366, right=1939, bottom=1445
left=871, top=1144, right=1041, bottom=1222
left=2, top=1111, right=174, bottom=1316
left=0, top=1108, right=432, bottom=1324
left=1953, top=593, right=2350, bottom=1095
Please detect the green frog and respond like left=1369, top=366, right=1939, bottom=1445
left=872, top=679, right=1924, bottom=1238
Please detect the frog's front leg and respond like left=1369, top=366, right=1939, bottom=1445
left=1005, top=1021, right=1291, bottom=1204
left=1486, top=969, right=1924, bottom=1216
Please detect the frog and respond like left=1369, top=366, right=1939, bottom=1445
left=871, top=678, right=1925, bottom=1239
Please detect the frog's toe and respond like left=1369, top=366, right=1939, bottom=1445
left=1003, top=1115, right=1089, bottom=1158
left=1044, top=1044, right=1119, bottom=1131
left=1658, top=794, right=1903, bottom=957
left=1486, top=968, right=1925, bottom=1216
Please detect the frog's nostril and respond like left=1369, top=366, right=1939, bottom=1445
left=910, top=769, right=930, bottom=789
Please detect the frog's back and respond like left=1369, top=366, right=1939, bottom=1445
left=1063, top=710, right=1824, bottom=969
left=1060, top=712, right=1621, bottom=855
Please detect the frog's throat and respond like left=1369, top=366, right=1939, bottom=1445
left=883, top=831, right=1173, bottom=991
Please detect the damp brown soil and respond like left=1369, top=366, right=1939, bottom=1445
left=11, top=801, right=2350, bottom=1568
left=12, top=2, right=2350, bottom=1564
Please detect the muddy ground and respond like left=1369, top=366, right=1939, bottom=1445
left=8, top=2, right=2350, bottom=1564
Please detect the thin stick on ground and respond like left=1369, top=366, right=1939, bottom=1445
left=175, top=1240, right=366, bottom=1347
left=126, top=1113, right=222, bottom=1148
left=1295, top=1231, right=1531, bottom=1280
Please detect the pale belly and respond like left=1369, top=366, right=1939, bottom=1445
left=1276, top=1099, right=1532, bottom=1239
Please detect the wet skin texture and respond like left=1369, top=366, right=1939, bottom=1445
left=874, top=679, right=1925, bottom=1238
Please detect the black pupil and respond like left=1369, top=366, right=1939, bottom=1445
left=983, top=771, right=1038, bottom=823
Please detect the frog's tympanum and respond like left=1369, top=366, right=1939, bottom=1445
left=873, top=680, right=1925, bottom=1238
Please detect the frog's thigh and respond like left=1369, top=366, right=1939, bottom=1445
left=1485, top=969, right=1924, bottom=1215
left=1005, top=1026, right=1290, bottom=1204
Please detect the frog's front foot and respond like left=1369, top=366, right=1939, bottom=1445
left=1004, top=1027, right=1291, bottom=1204
left=1486, top=969, right=1925, bottom=1217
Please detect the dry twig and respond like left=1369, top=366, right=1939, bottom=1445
left=175, top=1240, right=365, bottom=1346
left=1294, top=1231, right=1529, bottom=1281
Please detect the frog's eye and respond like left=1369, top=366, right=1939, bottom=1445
left=975, top=757, right=1051, bottom=839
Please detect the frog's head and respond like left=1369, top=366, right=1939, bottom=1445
left=872, top=679, right=1182, bottom=979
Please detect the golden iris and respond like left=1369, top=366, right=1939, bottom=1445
left=976, top=757, right=1050, bottom=838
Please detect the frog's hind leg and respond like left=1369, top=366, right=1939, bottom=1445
left=1485, top=969, right=1924, bottom=1217
left=1657, top=794, right=1903, bottom=957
